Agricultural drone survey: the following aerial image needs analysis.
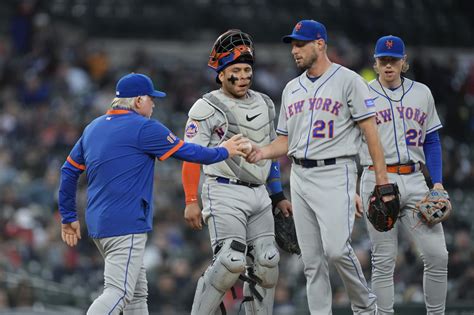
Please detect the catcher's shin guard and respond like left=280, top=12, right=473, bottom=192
left=191, top=239, right=246, bottom=315
left=243, top=284, right=275, bottom=314
left=242, top=236, right=279, bottom=314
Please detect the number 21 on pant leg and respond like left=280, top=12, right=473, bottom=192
left=312, top=120, right=334, bottom=138
left=406, top=129, right=423, bottom=146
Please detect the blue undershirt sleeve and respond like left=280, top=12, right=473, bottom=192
left=423, top=131, right=442, bottom=184
left=266, top=160, right=283, bottom=195
left=267, top=160, right=287, bottom=208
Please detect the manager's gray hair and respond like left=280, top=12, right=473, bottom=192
left=110, top=97, right=137, bottom=109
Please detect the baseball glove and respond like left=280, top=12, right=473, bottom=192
left=367, top=183, right=401, bottom=232
left=274, top=210, right=301, bottom=255
left=416, top=188, right=452, bottom=226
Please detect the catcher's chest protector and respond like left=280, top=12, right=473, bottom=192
left=202, top=89, right=274, bottom=183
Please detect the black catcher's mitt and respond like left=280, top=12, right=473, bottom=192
left=416, top=188, right=452, bottom=226
left=367, top=183, right=401, bottom=232
left=274, top=210, right=301, bottom=255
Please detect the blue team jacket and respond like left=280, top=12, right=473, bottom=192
left=59, top=109, right=228, bottom=238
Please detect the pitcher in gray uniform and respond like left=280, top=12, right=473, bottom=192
left=247, top=20, right=395, bottom=315
left=359, top=35, right=448, bottom=315
left=181, top=29, right=292, bottom=315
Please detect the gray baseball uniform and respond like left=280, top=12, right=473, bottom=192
left=359, top=77, right=448, bottom=314
left=277, top=63, right=377, bottom=314
left=184, top=89, right=280, bottom=314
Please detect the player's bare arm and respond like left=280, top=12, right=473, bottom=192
left=357, top=117, right=389, bottom=185
left=247, top=135, right=288, bottom=163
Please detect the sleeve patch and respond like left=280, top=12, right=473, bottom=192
left=167, top=132, right=178, bottom=144
left=185, top=120, right=199, bottom=138
left=365, top=98, right=375, bottom=108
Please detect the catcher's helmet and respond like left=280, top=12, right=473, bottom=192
left=208, top=29, right=254, bottom=72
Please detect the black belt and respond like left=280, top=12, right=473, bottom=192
left=216, top=177, right=261, bottom=188
left=292, top=157, right=336, bottom=168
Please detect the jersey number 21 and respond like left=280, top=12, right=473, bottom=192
left=312, top=120, right=334, bottom=139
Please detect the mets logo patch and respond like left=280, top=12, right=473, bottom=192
left=365, top=99, right=375, bottom=108
left=185, top=120, right=199, bottom=138
left=385, top=40, right=393, bottom=49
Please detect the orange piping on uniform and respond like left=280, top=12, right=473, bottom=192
left=67, top=156, right=86, bottom=170
left=106, top=109, right=132, bottom=115
left=159, top=140, right=184, bottom=161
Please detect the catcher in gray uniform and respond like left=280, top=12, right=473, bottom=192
left=181, top=29, right=292, bottom=315
left=359, top=35, right=450, bottom=315
left=247, top=20, right=397, bottom=315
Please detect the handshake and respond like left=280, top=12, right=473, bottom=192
left=220, top=134, right=262, bottom=162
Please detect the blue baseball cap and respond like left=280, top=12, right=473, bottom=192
left=374, top=35, right=405, bottom=58
left=282, top=20, right=327, bottom=43
left=115, top=73, right=166, bottom=98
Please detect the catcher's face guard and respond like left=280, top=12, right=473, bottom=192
left=208, top=29, right=254, bottom=72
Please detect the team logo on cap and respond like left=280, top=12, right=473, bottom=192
left=385, top=40, right=393, bottom=49
left=185, top=121, right=199, bottom=138
left=295, top=22, right=302, bottom=32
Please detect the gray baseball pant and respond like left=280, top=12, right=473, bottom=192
left=290, top=161, right=377, bottom=315
left=361, top=169, right=448, bottom=315
left=87, top=233, right=148, bottom=315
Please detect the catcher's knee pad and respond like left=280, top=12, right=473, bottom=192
left=191, top=239, right=246, bottom=314
left=248, top=236, right=279, bottom=288
left=209, top=239, right=247, bottom=291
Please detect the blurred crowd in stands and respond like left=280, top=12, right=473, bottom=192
left=0, top=2, right=473, bottom=314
